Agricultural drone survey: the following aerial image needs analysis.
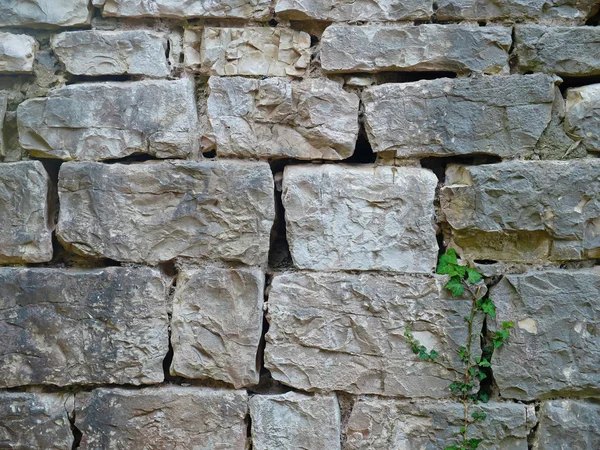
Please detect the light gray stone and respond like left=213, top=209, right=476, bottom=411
left=265, top=271, right=482, bottom=397
left=0, top=392, right=74, bottom=450
left=249, top=392, right=341, bottom=450
left=57, top=161, right=275, bottom=265
left=0, top=161, right=52, bottom=264
left=208, top=77, right=360, bottom=160
left=0, top=0, right=91, bottom=27
left=0, top=32, right=35, bottom=73
left=0, top=91, right=7, bottom=158
left=566, top=83, right=600, bottom=153
left=76, top=387, right=248, bottom=450
left=51, top=30, right=169, bottom=77
left=441, top=161, right=600, bottom=262
left=282, top=164, right=438, bottom=272
left=275, top=0, right=432, bottom=21
left=321, top=24, right=511, bottom=75
left=363, top=74, right=556, bottom=158
left=18, top=79, right=199, bottom=161
left=490, top=269, right=600, bottom=401
left=0, top=267, right=169, bottom=388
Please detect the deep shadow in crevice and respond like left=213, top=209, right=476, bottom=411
left=70, top=415, right=82, bottom=450
left=585, top=6, right=600, bottom=25
left=66, top=74, right=137, bottom=84
left=420, top=154, right=502, bottom=183
left=202, top=149, right=217, bottom=159
left=103, top=153, right=160, bottom=164
left=268, top=161, right=293, bottom=269
left=558, top=75, right=600, bottom=96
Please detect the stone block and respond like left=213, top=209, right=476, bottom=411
left=0, top=91, right=7, bottom=158
left=566, top=83, right=600, bottom=153
left=0, top=32, right=35, bottom=73
left=275, top=0, right=432, bottom=21
left=0, top=0, right=91, bottom=27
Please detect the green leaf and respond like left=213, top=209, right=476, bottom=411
left=479, top=392, right=489, bottom=403
left=480, top=299, right=496, bottom=318
left=503, top=321, right=515, bottom=330
left=437, top=249, right=458, bottom=272
left=466, top=267, right=483, bottom=284
left=445, top=277, right=465, bottom=297
left=493, top=339, right=504, bottom=349
left=429, top=349, right=439, bottom=360
left=419, top=351, right=430, bottom=361
left=478, top=371, right=487, bottom=381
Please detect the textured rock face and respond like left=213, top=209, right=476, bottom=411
left=515, top=25, right=600, bottom=76
left=441, top=161, right=600, bottom=262
left=0, top=161, right=52, bottom=264
left=101, top=0, right=271, bottom=19
left=321, top=25, right=511, bottom=74
left=0, top=0, right=91, bottom=27
left=363, top=74, right=556, bottom=158
left=0, top=393, right=74, bottom=449
left=208, top=77, right=360, bottom=160
left=0, top=32, right=35, bottom=73
left=18, top=79, right=199, bottom=161
left=52, top=30, right=169, bottom=77
left=57, top=161, right=274, bottom=265
left=275, top=0, right=432, bottom=21
left=265, top=272, right=481, bottom=397
left=283, top=164, right=438, bottom=272
left=76, top=387, right=248, bottom=450
left=565, top=84, right=600, bottom=152
left=490, top=270, right=600, bottom=401
left=249, top=392, right=341, bottom=450
left=0, top=267, right=169, bottom=388
left=0, top=92, right=6, bottom=156
left=170, top=267, right=264, bottom=388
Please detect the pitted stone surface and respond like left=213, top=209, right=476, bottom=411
left=275, top=0, right=432, bottom=21
left=57, top=161, right=274, bottom=265
left=490, top=269, right=600, bottom=401
left=321, top=25, right=511, bottom=75
left=0, top=32, right=35, bottom=73
left=566, top=83, right=600, bottom=153
left=76, top=387, right=248, bottom=450
left=0, top=267, right=169, bottom=388
left=52, top=30, right=169, bottom=77
left=17, top=79, right=198, bottom=161
left=0, top=92, right=7, bottom=158
left=282, top=164, right=438, bottom=272
left=441, top=161, right=600, bottom=262
left=0, top=0, right=91, bottom=27
left=208, top=77, right=360, bottom=160
left=363, top=74, right=556, bottom=158
left=265, top=272, right=482, bottom=397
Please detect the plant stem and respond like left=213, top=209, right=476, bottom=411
left=461, top=284, right=481, bottom=444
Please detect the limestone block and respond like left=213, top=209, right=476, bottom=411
left=0, top=161, right=52, bottom=264
left=265, top=272, right=482, bottom=397
left=170, top=267, right=264, bottom=388
left=51, top=30, right=169, bottom=77
left=275, top=0, right=432, bottom=21
left=515, top=25, right=600, bottom=76
left=441, top=161, right=600, bottom=262
left=490, top=270, right=600, bottom=401
left=0, top=32, right=35, bottom=73
left=566, top=83, right=600, bottom=152
left=321, top=24, right=511, bottom=75
left=208, top=77, right=360, bottom=159
left=249, top=392, right=341, bottom=450
left=199, top=27, right=311, bottom=77
left=0, top=0, right=91, bottom=27
left=0, top=91, right=7, bottom=158
left=76, top=387, right=248, bottom=450
left=282, top=164, right=438, bottom=272
left=0, top=392, right=74, bottom=449
left=0, top=267, right=169, bottom=388
left=363, top=74, right=556, bottom=158
left=18, top=79, right=199, bottom=161
left=57, top=161, right=275, bottom=265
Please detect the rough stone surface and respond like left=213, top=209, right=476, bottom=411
left=566, top=83, right=600, bottom=153
left=0, top=32, right=36, bottom=73
left=52, top=30, right=169, bottom=77
left=208, top=77, right=360, bottom=160
left=321, top=25, right=511, bottom=75
left=249, top=392, right=341, bottom=450
left=275, top=0, right=432, bottom=21
left=57, top=161, right=275, bottom=265
left=0, top=161, right=52, bottom=264
left=265, top=271, right=482, bottom=397
left=441, top=161, right=600, bottom=262
left=18, top=79, right=199, bottom=161
left=363, top=74, right=556, bottom=158
left=283, top=164, right=438, bottom=272
left=0, top=392, right=74, bottom=449
left=515, top=25, right=600, bottom=77
left=490, top=269, right=600, bottom=401
left=0, top=91, right=7, bottom=158
left=76, top=387, right=248, bottom=450
left=170, top=266, right=264, bottom=388
left=0, top=0, right=91, bottom=27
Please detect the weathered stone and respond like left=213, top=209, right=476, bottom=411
left=170, top=267, right=264, bottom=388
left=0, top=32, right=35, bottom=73
left=283, top=164, right=438, bottom=272
left=0, top=0, right=91, bottom=27
left=346, top=399, right=530, bottom=449
left=363, top=74, right=556, bottom=158
left=532, top=400, right=600, bottom=450
left=441, top=161, right=600, bottom=262
left=0, top=161, right=52, bottom=264
left=57, top=161, right=275, bottom=265
left=566, top=84, right=600, bottom=153
left=516, top=25, right=600, bottom=77
left=208, top=77, right=360, bottom=160
left=249, top=392, right=341, bottom=450
left=52, top=30, right=169, bottom=77
left=321, top=24, right=511, bottom=75
left=199, top=27, right=311, bottom=77
left=18, top=79, right=199, bottom=161
left=265, top=271, right=482, bottom=397
left=490, top=269, right=600, bottom=401
left=275, top=0, right=432, bottom=21
left=76, top=387, right=247, bottom=450
left=0, top=392, right=74, bottom=449
left=0, top=92, right=7, bottom=158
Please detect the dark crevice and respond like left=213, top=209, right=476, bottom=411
left=585, top=5, right=600, bottom=25
left=558, top=75, right=600, bottom=96
left=344, top=101, right=376, bottom=163
left=66, top=74, right=137, bottom=84
left=162, top=271, right=178, bottom=382
left=246, top=410, right=253, bottom=449
left=420, top=154, right=501, bottom=183
left=103, top=153, right=160, bottom=164
left=268, top=162, right=293, bottom=269
left=165, top=37, right=171, bottom=61
left=70, top=414, right=82, bottom=450
left=37, top=158, right=62, bottom=228
left=509, top=26, right=518, bottom=74
left=477, top=315, right=494, bottom=401
left=268, top=18, right=278, bottom=27
left=527, top=404, right=541, bottom=449
left=474, top=259, right=499, bottom=265
left=202, top=149, right=217, bottom=159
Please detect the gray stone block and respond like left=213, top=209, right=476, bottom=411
left=566, top=83, right=600, bottom=153
left=0, top=0, right=91, bottom=27
left=0, top=32, right=35, bottom=73
left=275, top=0, right=432, bottom=21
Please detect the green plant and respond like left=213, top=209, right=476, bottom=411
left=404, top=249, right=514, bottom=450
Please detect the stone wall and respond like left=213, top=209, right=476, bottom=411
left=1, top=1, right=599, bottom=449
